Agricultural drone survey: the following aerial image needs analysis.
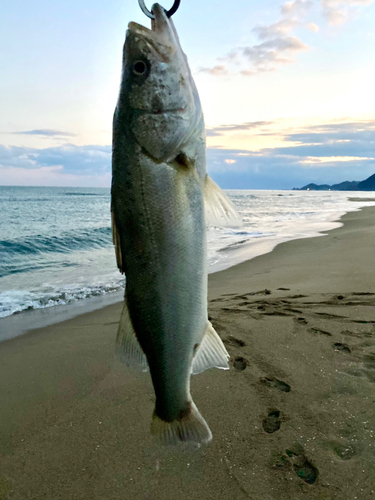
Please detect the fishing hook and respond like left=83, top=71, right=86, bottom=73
left=138, top=0, right=180, bottom=19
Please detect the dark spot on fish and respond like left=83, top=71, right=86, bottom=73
left=174, top=152, right=190, bottom=169
left=193, top=343, right=199, bottom=356
left=177, top=402, right=192, bottom=421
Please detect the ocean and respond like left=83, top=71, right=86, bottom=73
left=1, top=185, right=374, bottom=320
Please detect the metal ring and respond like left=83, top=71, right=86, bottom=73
left=138, top=0, right=180, bottom=19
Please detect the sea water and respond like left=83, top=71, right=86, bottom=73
left=0, top=186, right=374, bottom=319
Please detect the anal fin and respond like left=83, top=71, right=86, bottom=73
left=115, top=300, right=149, bottom=372
left=192, top=322, right=230, bottom=375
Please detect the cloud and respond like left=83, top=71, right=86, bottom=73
left=240, top=36, right=309, bottom=72
left=1, top=119, right=374, bottom=189
left=307, top=22, right=320, bottom=31
left=321, top=0, right=374, bottom=25
left=280, top=120, right=375, bottom=156
left=300, top=155, right=374, bottom=165
left=252, top=19, right=300, bottom=40
left=206, top=118, right=375, bottom=188
left=0, top=144, right=111, bottom=178
left=206, top=121, right=273, bottom=136
left=198, top=0, right=372, bottom=77
left=11, top=129, right=76, bottom=137
left=281, top=0, right=314, bottom=16
left=199, top=65, right=229, bottom=76
left=207, top=147, right=375, bottom=189
left=201, top=0, right=314, bottom=77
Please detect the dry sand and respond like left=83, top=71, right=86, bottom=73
left=1, top=206, right=375, bottom=500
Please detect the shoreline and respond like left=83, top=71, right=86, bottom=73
left=1, top=201, right=375, bottom=341
left=0, top=205, right=375, bottom=499
left=2, top=189, right=375, bottom=325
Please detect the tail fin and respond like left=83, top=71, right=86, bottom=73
left=150, top=401, right=212, bottom=446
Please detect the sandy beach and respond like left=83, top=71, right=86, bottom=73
left=1, top=205, right=375, bottom=500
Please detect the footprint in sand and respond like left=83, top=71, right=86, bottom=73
left=224, top=335, right=246, bottom=347
left=310, top=327, right=332, bottom=336
left=233, top=357, right=247, bottom=371
left=286, top=444, right=319, bottom=485
left=333, top=442, right=356, bottom=460
left=260, top=377, right=291, bottom=393
left=333, top=342, right=351, bottom=353
left=263, top=410, right=281, bottom=433
left=296, top=317, right=308, bottom=325
left=364, top=353, right=375, bottom=368
left=361, top=353, right=375, bottom=382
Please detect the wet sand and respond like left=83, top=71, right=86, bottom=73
left=1, top=206, right=375, bottom=500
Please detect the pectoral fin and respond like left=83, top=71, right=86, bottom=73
left=204, top=175, right=243, bottom=228
left=192, top=322, right=230, bottom=375
left=115, top=299, right=149, bottom=372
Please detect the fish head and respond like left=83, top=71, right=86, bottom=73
left=120, top=3, right=202, bottom=162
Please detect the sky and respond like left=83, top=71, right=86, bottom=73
left=0, top=0, right=374, bottom=189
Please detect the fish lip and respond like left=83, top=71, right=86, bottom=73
left=127, top=5, right=174, bottom=42
left=127, top=21, right=152, bottom=35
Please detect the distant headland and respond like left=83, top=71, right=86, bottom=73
left=294, top=173, right=375, bottom=191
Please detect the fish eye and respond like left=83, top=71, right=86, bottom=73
left=133, top=60, right=148, bottom=76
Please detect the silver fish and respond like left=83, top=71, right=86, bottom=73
left=111, top=3, right=242, bottom=445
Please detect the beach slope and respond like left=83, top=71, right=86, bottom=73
left=1, top=207, right=375, bottom=500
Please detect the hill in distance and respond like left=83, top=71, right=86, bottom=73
left=294, top=173, right=375, bottom=191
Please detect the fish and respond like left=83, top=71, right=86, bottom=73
left=111, top=3, right=242, bottom=445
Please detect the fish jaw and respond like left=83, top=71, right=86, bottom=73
left=118, top=4, right=202, bottom=162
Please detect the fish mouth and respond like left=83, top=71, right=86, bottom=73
left=128, top=21, right=152, bottom=36
left=128, top=3, right=176, bottom=45
left=137, top=106, right=187, bottom=116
